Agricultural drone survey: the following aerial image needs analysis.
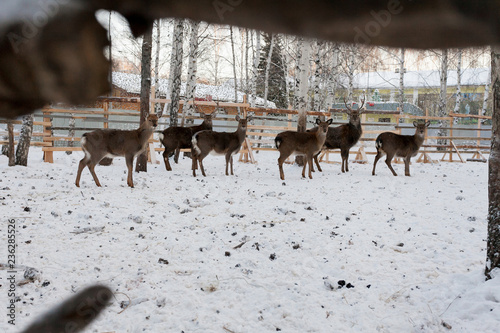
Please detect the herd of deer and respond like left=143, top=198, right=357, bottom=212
left=74, top=99, right=431, bottom=188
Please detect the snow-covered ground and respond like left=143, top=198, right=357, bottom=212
left=1, top=149, right=499, bottom=333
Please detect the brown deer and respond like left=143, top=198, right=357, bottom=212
left=191, top=115, right=252, bottom=177
left=75, top=114, right=158, bottom=188
left=372, top=120, right=430, bottom=176
left=275, top=118, right=333, bottom=180
left=310, top=97, right=365, bottom=173
left=159, top=111, right=216, bottom=171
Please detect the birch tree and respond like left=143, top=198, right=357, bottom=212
left=347, top=45, right=356, bottom=102
left=7, top=121, right=14, bottom=166
left=454, top=49, right=462, bottom=113
left=250, top=30, right=261, bottom=107
left=486, top=45, right=500, bottom=280
left=15, top=114, right=33, bottom=166
left=438, top=49, right=448, bottom=146
left=263, top=34, right=275, bottom=108
left=183, top=20, right=200, bottom=125
left=483, top=52, right=492, bottom=118
left=312, top=40, right=322, bottom=111
left=295, top=38, right=311, bottom=165
left=135, top=26, right=153, bottom=172
left=296, top=38, right=311, bottom=132
left=398, top=48, right=405, bottom=113
left=167, top=18, right=184, bottom=126
left=325, top=44, right=340, bottom=110
left=230, top=26, right=238, bottom=103
left=153, top=20, right=162, bottom=115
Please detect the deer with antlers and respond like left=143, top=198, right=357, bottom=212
left=309, top=97, right=365, bottom=173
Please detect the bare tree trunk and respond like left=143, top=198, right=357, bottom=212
left=245, top=28, right=249, bottom=96
left=230, top=26, right=238, bottom=103
left=347, top=45, right=355, bottom=102
left=250, top=30, right=260, bottom=107
left=312, top=40, right=322, bottom=111
left=183, top=20, right=200, bottom=125
left=15, top=114, right=33, bottom=166
left=483, top=53, right=491, bottom=118
left=295, top=38, right=311, bottom=165
left=154, top=20, right=162, bottom=115
left=66, top=115, right=75, bottom=155
left=136, top=26, right=153, bottom=173
left=438, top=49, right=448, bottom=147
left=168, top=19, right=184, bottom=127
left=281, top=37, right=291, bottom=108
left=7, top=121, right=15, bottom=166
left=325, top=44, right=339, bottom=111
left=486, top=45, right=500, bottom=280
left=263, top=34, right=275, bottom=108
left=398, top=47, right=405, bottom=113
left=454, top=49, right=462, bottom=113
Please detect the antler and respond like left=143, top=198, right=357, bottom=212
left=343, top=96, right=353, bottom=113
left=358, top=96, right=366, bottom=113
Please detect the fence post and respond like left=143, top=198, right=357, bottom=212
left=43, top=109, right=53, bottom=163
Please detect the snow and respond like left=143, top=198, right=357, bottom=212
left=113, top=72, right=277, bottom=108
left=1, top=148, right=499, bottom=333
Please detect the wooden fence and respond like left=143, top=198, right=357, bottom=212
left=1, top=97, right=492, bottom=165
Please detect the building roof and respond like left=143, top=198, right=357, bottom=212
left=112, top=72, right=276, bottom=108
left=349, top=67, right=489, bottom=90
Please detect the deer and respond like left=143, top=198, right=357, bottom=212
left=191, top=115, right=252, bottom=177
left=158, top=111, right=216, bottom=171
left=372, top=120, right=430, bottom=177
left=75, top=114, right=159, bottom=188
left=275, top=118, right=333, bottom=180
left=309, top=97, right=365, bottom=173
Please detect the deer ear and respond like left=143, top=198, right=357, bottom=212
left=413, top=121, right=418, bottom=127
left=235, top=115, right=241, bottom=121
left=425, top=120, right=431, bottom=127
left=211, top=111, right=217, bottom=118
left=327, top=119, right=333, bottom=125
left=316, top=118, right=321, bottom=125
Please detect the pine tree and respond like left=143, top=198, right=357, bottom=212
left=257, top=33, right=287, bottom=108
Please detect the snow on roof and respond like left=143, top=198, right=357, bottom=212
left=348, top=67, right=490, bottom=89
left=112, top=72, right=276, bottom=108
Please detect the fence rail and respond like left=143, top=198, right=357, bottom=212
left=0, top=96, right=492, bottom=165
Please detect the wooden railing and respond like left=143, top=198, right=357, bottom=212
left=2, top=97, right=491, bottom=165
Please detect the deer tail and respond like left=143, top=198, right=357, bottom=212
left=275, top=135, right=283, bottom=149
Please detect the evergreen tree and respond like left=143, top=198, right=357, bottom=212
left=257, top=33, right=287, bottom=108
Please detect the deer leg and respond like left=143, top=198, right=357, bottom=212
left=225, top=154, right=230, bottom=176
left=404, top=156, right=411, bottom=176
left=163, top=149, right=172, bottom=171
left=87, top=162, right=102, bottom=187
left=75, top=157, right=89, bottom=187
left=125, top=155, right=134, bottom=187
left=174, top=147, right=180, bottom=164
left=198, top=154, right=207, bottom=177
left=307, top=156, right=314, bottom=179
left=341, top=149, right=349, bottom=173
left=301, top=159, right=307, bottom=178
left=385, top=154, right=398, bottom=176
left=277, top=153, right=288, bottom=180
left=313, top=152, right=322, bottom=172
left=230, top=155, right=234, bottom=175
left=191, top=152, right=197, bottom=177
left=372, top=151, right=382, bottom=176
